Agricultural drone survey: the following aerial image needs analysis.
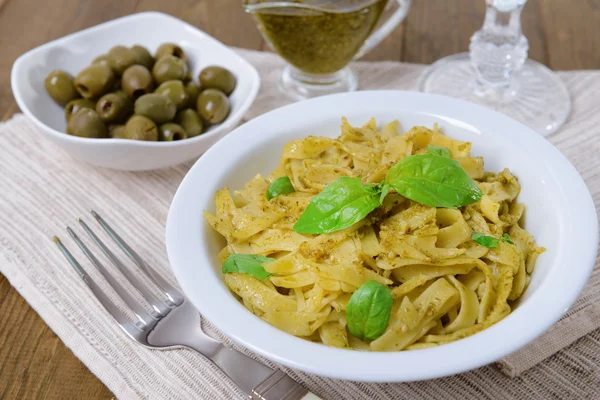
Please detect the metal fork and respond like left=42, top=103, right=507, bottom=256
left=54, top=211, right=319, bottom=400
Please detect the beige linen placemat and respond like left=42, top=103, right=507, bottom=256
left=1, top=49, right=599, bottom=399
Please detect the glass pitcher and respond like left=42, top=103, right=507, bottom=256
left=244, top=0, right=411, bottom=100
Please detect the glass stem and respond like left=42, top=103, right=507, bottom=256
left=469, top=0, right=529, bottom=97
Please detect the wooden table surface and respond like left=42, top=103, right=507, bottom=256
left=1, top=1, right=599, bottom=398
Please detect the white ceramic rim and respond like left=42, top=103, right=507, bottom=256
left=166, top=91, right=598, bottom=382
left=10, top=12, right=260, bottom=149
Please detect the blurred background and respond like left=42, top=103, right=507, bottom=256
left=2, top=0, right=599, bottom=120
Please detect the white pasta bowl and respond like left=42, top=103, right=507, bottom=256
left=166, top=91, right=598, bottom=382
left=11, top=12, right=260, bottom=171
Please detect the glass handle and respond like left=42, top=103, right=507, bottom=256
left=353, top=0, right=411, bottom=60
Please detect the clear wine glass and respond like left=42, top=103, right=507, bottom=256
left=417, top=0, right=571, bottom=137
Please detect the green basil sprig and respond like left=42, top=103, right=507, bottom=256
left=346, top=280, right=393, bottom=341
left=427, top=145, right=452, bottom=158
left=501, top=233, right=514, bottom=244
left=293, top=177, right=384, bottom=234
left=471, top=232, right=498, bottom=248
left=380, top=183, right=391, bottom=204
left=471, top=232, right=514, bottom=248
left=222, top=254, right=274, bottom=280
left=292, top=144, right=483, bottom=235
left=385, top=153, right=482, bottom=208
left=267, top=176, right=295, bottom=200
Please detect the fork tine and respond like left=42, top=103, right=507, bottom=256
left=53, top=236, right=143, bottom=340
left=78, top=218, right=171, bottom=317
left=67, top=227, right=157, bottom=325
left=91, top=210, right=184, bottom=306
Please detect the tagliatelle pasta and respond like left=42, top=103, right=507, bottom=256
left=205, top=118, right=545, bottom=351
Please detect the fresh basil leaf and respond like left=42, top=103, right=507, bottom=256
left=346, top=280, right=393, bottom=341
left=501, top=233, right=514, bottom=244
left=380, top=183, right=391, bottom=204
left=293, top=177, right=381, bottom=234
left=267, top=176, right=295, bottom=200
left=472, top=232, right=499, bottom=248
left=222, top=254, right=274, bottom=280
left=427, top=145, right=452, bottom=158
left=385, top=154, right=483, bottom=208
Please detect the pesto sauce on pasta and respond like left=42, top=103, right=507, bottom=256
left=205, top=118, right=545, bottom=351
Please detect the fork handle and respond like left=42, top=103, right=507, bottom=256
left=250, top=369, right=322, bottom=400
left=203, top=344, right=320, bottom=400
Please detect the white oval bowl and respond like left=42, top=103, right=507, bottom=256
left=166, top=91, right=598, bottom=382
left=11, top=12, right=260, bottom=171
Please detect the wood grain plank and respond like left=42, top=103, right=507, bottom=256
left=0, top=0, right=139, bottom=119
left=402, top=0, right=548, bottom=65
left=0, top=0, right=10, bottom=14
left=361, top=22, right=405, bottom=62
left=539, top=0, right=600, bottom=70
left=0, top=274, right=114, bottom=399
left=2, top=102, right=17, bottom=122
left=134, top=0, right=264, bottom=50
left=361, top=2, right=406, bottom=62
left=402, top=0, right=483, bottom=65
left=521, top=0, right=549, bottom=65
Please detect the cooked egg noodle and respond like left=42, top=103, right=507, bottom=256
left=205, top=119, right=545, bottom=351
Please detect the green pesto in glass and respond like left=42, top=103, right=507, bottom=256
left=248, top=0, right=389, bottom=74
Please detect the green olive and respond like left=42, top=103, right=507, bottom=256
left=66, top=108, right=108, bottom=138
left=158, top=123, right=187, bottom=141
left=108, top=124, right=125, bottom=138
left=122, top=65, right=154, bottom=99
left=64, top=98, right=96, bottom=122
left=120, top=115, right=158, bottom=141
left=152, top=55, right=188, bottom=85
left=184, top=82, right=200, bottom=109
left=155, top=43, right=187, bottom=62
left=196, top=89, right=230, bottom=125
left=108, top=45, right=137, bottom=75
left=134, top=93, right=177, bottom=124
left=155, top=80, right=189, bottom=110
left=183, top=70, right=193, bottom=83
left=131, top=45, right=154, bottom=70
left=175, top=109, right=204, bottom=138
left=74, top=64, right=116, bottom=99
left=92, top=54, right=111, bottom=67
left=44, top=70, right=79, bottom=105
left=96, top=92, right=133, bottom=123
left=199, top=66, right=237, bottom=96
